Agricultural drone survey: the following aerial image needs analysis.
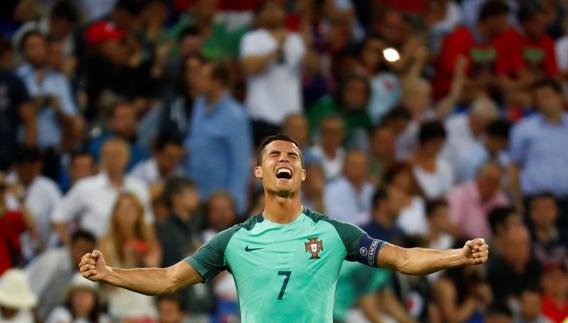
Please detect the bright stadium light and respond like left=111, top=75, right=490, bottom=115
left=383, top=48, right=400, bottom=63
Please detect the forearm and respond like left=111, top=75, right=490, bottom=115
left=389, top=247, right=465, bottom=275
left=102, top=266, right=190, bottom=295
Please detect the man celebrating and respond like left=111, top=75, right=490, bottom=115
left=80, top=135, right=489, bottom=322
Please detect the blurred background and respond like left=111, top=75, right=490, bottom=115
left=0, top=0, right=567, bottom=322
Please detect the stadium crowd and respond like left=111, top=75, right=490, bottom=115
left=0, top=0, right=568, bottom=322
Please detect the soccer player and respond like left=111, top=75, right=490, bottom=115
left=80, top=135, right=489, bottom=322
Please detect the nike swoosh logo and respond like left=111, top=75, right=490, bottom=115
left=245, top=246, right=263, bottom=252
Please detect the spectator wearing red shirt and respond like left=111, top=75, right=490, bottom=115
left=498, top=3, right=559, bottom=83
left=0, top=173, right=35, bottom=275
left=433, top=1, right=511, bottom=99
left=541, top=263, right=568, bottom=323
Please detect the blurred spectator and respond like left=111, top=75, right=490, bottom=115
left=488, top=225, right=541, bottom=304
left=529, top=193, right=568, bottom=266
left=425, top=198, right=454, bottom=251
left=58, top=150, right=96, bottom=193
left=26, top=229, right=96, bottom=319
left=13, top=0, right=79, bottom=58
left=0, top=269, right=38, bottom=323
left=160, top=55, right=204, bottom=140
left=509, top=79, right=568, bottom=226
left=300, top=162, right=325, bottom=213
left=16, top=30, right=82, bottom=160
left=0, top=36, right=34, bottom=170
left=157, top=177, right=200, bottom=267
left=442, top=96, right=499, bottom=169
left=307, top=75, right=372, bottom=149
left=333, top=261, right=392, bottom=323
left=555, top=14, right=568, bottom=97
left=513, top=285, right=552, bottom=323
left=361, top=188, right=404, bottom=244
left=447, top=160, right=509, bottom=239
left=410, top=120, right=454, bottom=199
left=324, top=150, right=373, bottom=224
left=425, top=0, right=462, bottom=55
left=156, top=295, right=186, bottom=323
left=486, top=302, right=514, bottom=323
left=45, top=273, right=110, bottom=323
left=8, top=146, right=61, bottom=254
left=309, top=115, right=346, bottom=181
left=163, top=26, right=203, bottom=87
left=53, top=138, right=152, bottom=241
left=455, top=118, right=512, bottom=183
left=184, top=61, right=252, bottom=214
left=540, top=263, right=568, bottom=323
left=0, top=172, right=34, bottom=275
left=98, top=192, right=160, bottom=321
left=88, top=100, right=148, bottom=171
left=130, top=134, right=184, bottom=195
left=384, top=162, right=427, bottom=236
left=433, top=1, right=511, bottom=99
left=488, top=206, right=522, bottom=253
left=241, top=0, right=306, bottom=144
left=367, top=125, right=396, bottom=186
left=281, top=113, right=319, bottom=165
left=501, top=3, right=559, bottom=85
left=433, top=247, right=493, bottom=323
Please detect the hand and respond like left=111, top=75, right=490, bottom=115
left=79, top=249, right=110, bottom=282
left=462, top=238, right=489, bottom=265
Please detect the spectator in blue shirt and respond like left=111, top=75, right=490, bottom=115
left=361, top=187, right=405, bottom=245
left=509, top=79, right=568, bottom=227
left=184, top=61, right=252, bottom=215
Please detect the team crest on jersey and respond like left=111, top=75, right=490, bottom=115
left=305, top=237, right=323, bottom=259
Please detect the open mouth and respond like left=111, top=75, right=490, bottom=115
left=275, top=167, right=293, bottom=180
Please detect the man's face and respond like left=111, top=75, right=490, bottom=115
left=207, top=195, right=237, bottom=230
left=541, top=267, right=568, bottom=297
left=110, top=104, right=137, bottom=139
left=173, top=187, right=199, bottom=214
left=255, top=140, right=306, bottom=195
left=320, top=117, right=344, bottom=150
left=70, top=155, right=96, bottom=183
left=530, top=197, right=558, bottom=230
left=179, top=35, right=203, bottom=58
left=23, top=34, right=47, bottom=68
left=501, top=226, right=531, bottom=268
left=361, top=38, right=385, bottom=70
left=194, top=63, right=215, bottom=95
left=16, top=160, right=42, bottom=185
left=283, top=115, right=309, bottom=148
left=477, top=165, right=502, bottom=201
left=70, top=238, right=96, bottom=269
left=155, top=144, right=183, bottom=176
left=429, top=205, right=450, bottom=231
left=522, top=13, right=546, bottom=39
left=259, top=1, right=285, bottom=28
left=157, top=299, right=184, bottom=323
left=342, top=79, right=368, bottom=111
left=371, top=127, right=395, bottom=159
left=535, top=86, right=563, bottom=117
left=100, top=141, right=129, bottom=175
left=50, top=18, right=75, bottom=39
left=402, top=82, right=432, bottom=116
left=193, top=0, right=218, bottom=25
left=519, top=291, right=541, bottom=320
left=486, top=14, right=509, bottom=38
left=343, top=152, right=367, bottom=184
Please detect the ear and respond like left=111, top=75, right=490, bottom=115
left=254, top=165, right=263, bottom=179
left=301, top=168, right=306, bottom=182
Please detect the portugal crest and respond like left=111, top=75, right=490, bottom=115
left=305, top=237, right=323, bottom=259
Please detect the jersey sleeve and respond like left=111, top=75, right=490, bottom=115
left=185, top=225, right=241, bottom=282
left=327, top=219, right=387, bottom=267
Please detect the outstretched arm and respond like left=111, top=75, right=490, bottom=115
left=378, top=239, right=488, bottom=275
left=79, top=250, right=202, bottom=295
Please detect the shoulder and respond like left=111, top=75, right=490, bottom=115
left=237, top=214, right=265, bottom=231
left=35, top=176, right=61, bottom=195
left=242, top=29, right=268, bottom=42
left=306, top=209, right=366, bottom=239
left=125, top=175, right=149, bottom=191
left=72, top=174, right=102, bottom=192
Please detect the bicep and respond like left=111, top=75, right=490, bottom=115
left=168, top=260, right=203, bottom=289
left=376, top=243, right=406, bottom=271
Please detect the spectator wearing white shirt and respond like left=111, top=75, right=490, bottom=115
left=324, top=150, right=374, bottom=225
left=442, top=97, right=498, bottom=169
left=8, top=146, right=62, bottom=255
left=309, top=115, right=346, bottom=181
left=129, top=134, right=184, bottom=199
left=25, top=229, right=96, bottom=319
left=410, top=121, right=455, bottom=199
left=59, top=150, right=97, bottom=193
left=240, top=1, right=305, bottom=145
left=52, top=138, right=153, bottom=242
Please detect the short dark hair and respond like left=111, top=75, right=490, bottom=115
left=418, top=121, right=446, bottom=145
left=533, top=78, right=562, bottom=94
left=425, top=199, right=448, bottom=218
left=178, top=25, right=200, bottom=42
left=162, top=176, right=196, bottom=207
left=70, top=150, right=94, bottom=163
left=14, top=146, right=43, bottom=164
left=382, top=106, right=411, bottom=123
left=383, top=161, right=413, bottom=186
left=530, top=191, right=556, bottom=204
left=488, top=206, right=516, bottom=234
left=371, top=188, right=388, bottom=210
left=51, top=0, right=79, bottom=24
left=153, top=134, right=183, bottom=152
left=19, top=30, right=45, bottom=53
left=115, top=0, right=148, bottom=15
left=486, top=119, right=511, bottom=140
left=70, top=229, right=97, bottom=245
left=478, top=1, right=510, bottom=22
left=517, top=1, right=543, bottom=23
left=257, top=134, right=303, bottom=166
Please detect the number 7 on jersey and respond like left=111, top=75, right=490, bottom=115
left=277, top=271, right=292, bottom=300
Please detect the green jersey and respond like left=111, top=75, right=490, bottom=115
left=186, top=209, right=386, bottom=323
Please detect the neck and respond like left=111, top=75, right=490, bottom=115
left=263, top=190, right=303, bottom=224
left=322, top=145, right=337, bottom=158
left=535, top=226, right=555, bottom=242
left=173, top=205, right=191, bottom=221
left=348, top=178, right=363, bottom=191
left=206, top=89, right=224, bottom=107
left=106, top=172, right=124, bottom=187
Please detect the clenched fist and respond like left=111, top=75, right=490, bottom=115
left=79, top=249, right=110, bottom=282
left=462, top=238, right=489, bottom=265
